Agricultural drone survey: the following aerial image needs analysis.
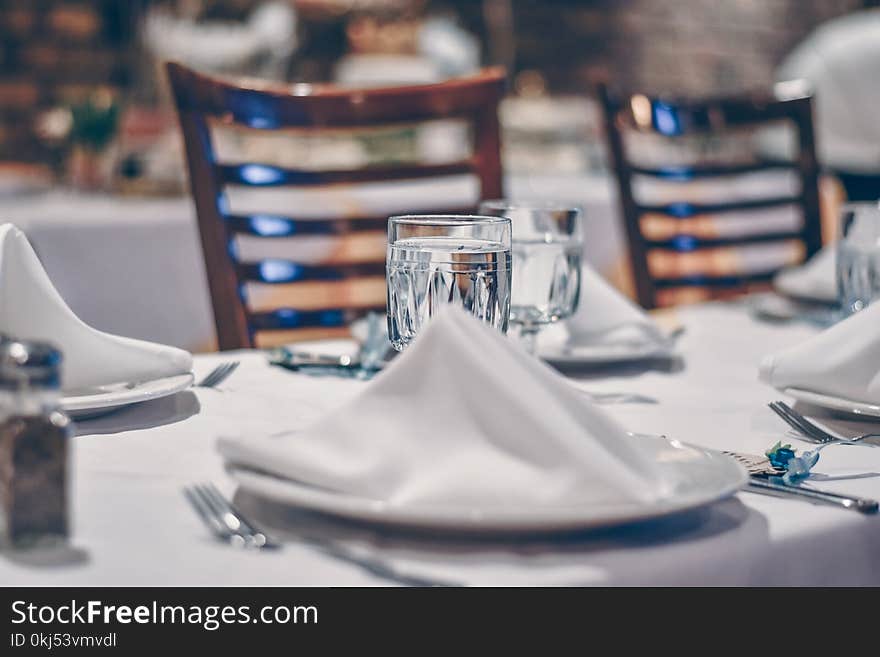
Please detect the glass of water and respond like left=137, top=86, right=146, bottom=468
left=479, top=200, right=584, bottom=354
left=837, top=201, right=880, bottom=316
left=386, top=215, right=512, bottom=351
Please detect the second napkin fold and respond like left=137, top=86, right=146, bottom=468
left=220, top=306, right=673, bottom=510
left=563, top=264, right=670, bottom=348
left=759, top=300, right=880, bottom=403
left=772, top=245, right=837, bottom=303
left=0, top=223, right=192, bottom=391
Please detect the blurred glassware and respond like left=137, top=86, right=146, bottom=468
left=64, top=88, right=120, bottom=192
left=837, top=201, right=880, bottom=316
left=143, top=1, right=297, bottom=79
left=479, top=201, right=583, bottom=355
left=386, top=215, right=512, bottom=351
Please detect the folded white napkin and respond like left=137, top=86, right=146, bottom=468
left=220, top=305, right=673, bottom=509
left=0, top=224, right=192, bottom=391
left=773, top=246, right=836, bottom=303
left=563, top=264, right=669, bottom=348
left=759, top=300, right=880, bottom=403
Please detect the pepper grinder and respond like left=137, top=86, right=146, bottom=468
left=0, top=339, right=71, bottom=547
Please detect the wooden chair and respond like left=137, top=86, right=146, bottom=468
left=597, top=81, right=823, bottom=309
left=166, top=62, right=506, bottom=350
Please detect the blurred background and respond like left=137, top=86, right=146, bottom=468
left=2, top=0, right=879, bottom=351
left=2, top=0, right=877, bottom=190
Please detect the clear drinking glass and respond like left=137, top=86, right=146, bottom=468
left=386, top=215, right=512, bottom=351
left=837, top=201, right=880, bottom=316
left=478, top=200, right=584, bottom=354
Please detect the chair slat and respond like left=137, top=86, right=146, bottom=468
left=644, top=231, right=803, bottom=251
left=653, top=271, right=777, bottom=288
left=217, top=161, right=475, bottom=187
left=250, top=306, right=385, bottom=331
left=236, top=260, right=385, bottom=284
left=631, top=160, right=794, bottom=180
left=225, top=207, right=477, bottom=237
left=226, top=214, right=386, bottom=236
left=636, top=196, right=799, bottom=218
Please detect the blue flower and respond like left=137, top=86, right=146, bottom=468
left=782, top=449, right=820, bottom=485
left=765, top=441, right=797, bottom=470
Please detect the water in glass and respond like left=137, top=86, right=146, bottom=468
left=511, top=238, right=582, bottom=327
left=387, top=236, right=511, bottom=350
left=837, top=202, right=880, bottom=315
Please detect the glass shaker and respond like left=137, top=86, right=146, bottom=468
left=0, top=338, right=71, bottom=547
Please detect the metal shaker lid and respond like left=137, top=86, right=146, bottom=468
left=0, top=337, right=62, bottom=388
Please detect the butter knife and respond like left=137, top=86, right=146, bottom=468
left=745, top=477, right=878, bottom=514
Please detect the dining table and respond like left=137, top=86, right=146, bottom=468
left=1, top=300, right=878, bottom=586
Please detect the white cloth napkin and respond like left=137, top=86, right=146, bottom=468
left=773, top=246, right=837, bottom=303
left=759, top=300, right=880, bottom=403
left=220, top=306, right=673, bottom=509
left=0, top=224, right=192, bottom=391
left=562, top=264, right=669, bottom=348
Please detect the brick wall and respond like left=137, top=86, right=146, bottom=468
left=452, top=0, right=867, bottom=94
left=0, top=0, right=136, bottom=161
left=0, top=0, right=872, bottom=163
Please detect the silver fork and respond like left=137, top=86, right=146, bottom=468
left=196, top=361, right=240, bottom=388
left=183, top=482, right=459, bottom=586
left=184, top=483, right=279, bottom=548
left=768, top=401, right=880, bottom=446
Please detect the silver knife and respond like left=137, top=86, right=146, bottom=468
left=746, top=477, right=879, bottom=514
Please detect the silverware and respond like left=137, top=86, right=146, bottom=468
left=723, top=450, right=879, bottom=514
left=268, top=313, right=392, bottom=379
left=184, top=482, right=458, bottom=586
left=769, top=401, right=880, bottom=445
left=196, top=361, right=240, bottom=388
left=184, top=482, right=279, bottom=548
left=722, top=450, right=786, bottom=476
left=744, top=477, right=878, bottom=514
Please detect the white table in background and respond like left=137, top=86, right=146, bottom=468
left=1, top=302, right=878, bottom=586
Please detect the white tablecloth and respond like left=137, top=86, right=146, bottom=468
left=0, top=174, right=620, bottom=353
left=2, top=302, right=878, bottom=586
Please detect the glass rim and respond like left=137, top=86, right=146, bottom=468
left=478, top=199, right=584, bottom=214
left=388, top=214, right=511, bottom=227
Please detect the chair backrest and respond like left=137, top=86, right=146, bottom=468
left=166, top=61, right=506, bottom=349
left=597, top=81, right=823, bottom=309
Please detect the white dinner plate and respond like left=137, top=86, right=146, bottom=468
left=538, top=324, right=675, bottom=366
left=227, top=434, right=746, bottom=534
left=62, top=373, right=195, bottom=420
left=539, top=339, right=675, bottom=365
left=783, top=387, right=880, bottom=419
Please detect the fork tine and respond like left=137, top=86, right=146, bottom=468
left=769, top=401, right=833, bottom=443
left=196, top=365, right=222, bottom=387
left=207, top=364, right=231, bottom=387
left=775, top=402, right=833, bottom=443
left=769, top=401, right=822, bottom=441
left=197, top=361, right=239, bottom=388
left=183, top=486, right=240, bottom=544
left=212, top=361, right=238, bottom=387
left=202, top=482, right=277, bottom=548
